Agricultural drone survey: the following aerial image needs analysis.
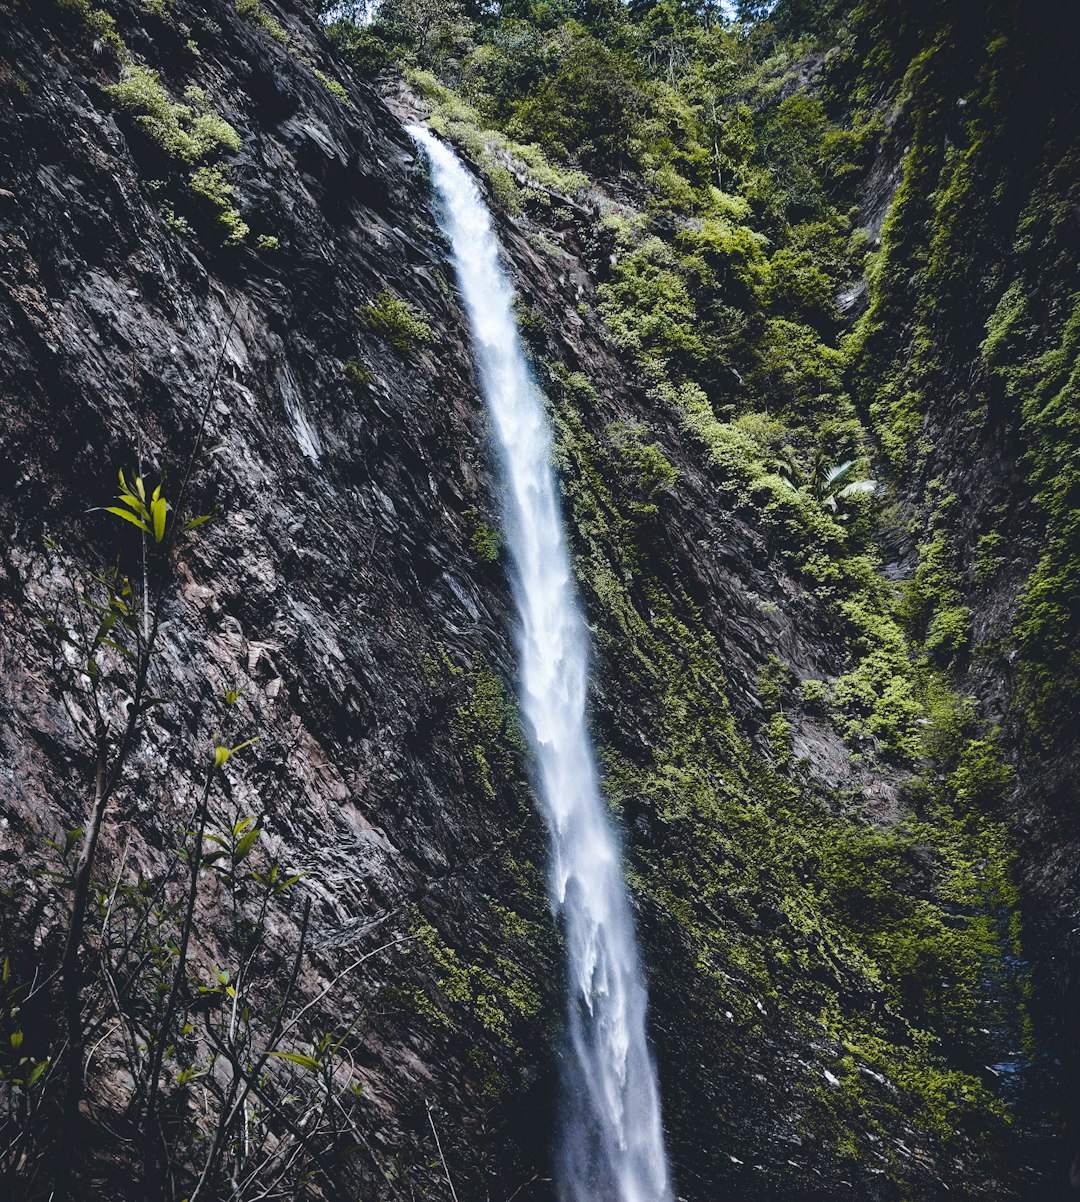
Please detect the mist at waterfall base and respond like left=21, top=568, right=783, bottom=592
left=409, top=125, right=674, bottom=1202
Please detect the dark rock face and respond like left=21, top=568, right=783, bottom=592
left=0, top=1, right=1063, bottom=1200
left=0, top=1, right=557, bottom=1196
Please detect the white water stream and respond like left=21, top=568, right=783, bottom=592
left=409, top=126, right=673, bottom=1202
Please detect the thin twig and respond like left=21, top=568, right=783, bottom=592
left=503, top=1172, right=551, bottom=1202
left=426, top=1101, right=460, bottom=1202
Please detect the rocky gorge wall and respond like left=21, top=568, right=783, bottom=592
left=0, top=0, right=1074, bottom=1199
left=0, top=1, right=557, bottom=1194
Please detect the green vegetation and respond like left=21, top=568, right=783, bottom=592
left=359, top=289, right=435, bottom=353
left=105, top=71, right=241, bottom=164
left=55, top=0, right=129, bottom=58
left=105, top=66, right=249, bottom=243
left=542, top=347, right=1024, bottom=1189
left=327, top=0, right=1061, bottom=1186
left=28, top=0, right=1078, bottom=1192
left=0, top=462, right=383, bottom=1196
left=465, top=510, right=502, bottom=564
left=188, top=163, right=250, bottom=243
left=313, top=68, right=350, bottom=105
left=234, top=0, right=287, bottom=45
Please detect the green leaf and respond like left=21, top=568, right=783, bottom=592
left=119, top=493, right=148, bottom=517
left=267, top=1050, right=322, bottom=1073
left=184, top=514, right=213, bottom=531
left=838, top=479, right=877, bottom=499
left=99, top=638, right=133, bottom=658
left=151, top=496, right=167, bottom=542
left=214, top=736, right=259, bottom=769
left=10, top=1032, right=23, bottom=1050
left=235, top=829, right=260, bottom=860
left=104, top=506, right=151, bottom=535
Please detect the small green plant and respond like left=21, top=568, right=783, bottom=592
left=55, top=0, right=129, bottom=58
left=313, top=68, right=350, bottom=105
left=471, top=522, right=501, bottom=564
left=234, top=0, right=287, bottom=45
left=359, top=290, right=434, bottom=354
left=105, top=68, right=249, bottom=245
left=161, top=203, right=193, bottom=234
left=189, top=164, right=250, bottom=243
left=106, top=70, right=241, bottom=164
left=344, top=359, right=372, bottom=385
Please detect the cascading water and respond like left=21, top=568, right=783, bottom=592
left=409, top=126, right=673, bottom=1202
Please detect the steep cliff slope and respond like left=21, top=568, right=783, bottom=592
left=0, top=0, right=1075, bottom=1199
left=0, top=2, right=558, bottom=1196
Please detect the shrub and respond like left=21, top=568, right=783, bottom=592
left=359, top=290, right=434, bottom=353
left=234, top=0, right=287, bottom=45
left=313, top=68, right=350, bottom=105
left=188, top=165, right=250, bottom=244
left=105, top=69, right=241, bottom=164
left=105, top=67, right=248, bottom=245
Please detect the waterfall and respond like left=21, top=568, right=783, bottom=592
left=409, top=126, right=673, bottom=1202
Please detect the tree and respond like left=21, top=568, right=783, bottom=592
left=774, top=449, right=877, bottom=518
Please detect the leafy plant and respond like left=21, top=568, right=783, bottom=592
left=359, top=290, right=434, bottom=353
left=105, top=67, right=248, bottom=244
left=774, top=449, right=877, bottom=519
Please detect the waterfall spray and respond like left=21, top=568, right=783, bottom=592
left=409, top=126, right=673, bottom=1202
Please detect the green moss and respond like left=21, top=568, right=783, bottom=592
left=974, top=527, right=1006, bottom=583
left=542, top=343, right=1026, bottom=1170
left=411, top=914, right=540, bottom=1045
left=894, top=495, right=972, bottom=664
left=1010, top=291, right=1080, bottom=713
left=449, top=668, right=522, bottom=799
left=605, top=421, right=678, bottom=518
